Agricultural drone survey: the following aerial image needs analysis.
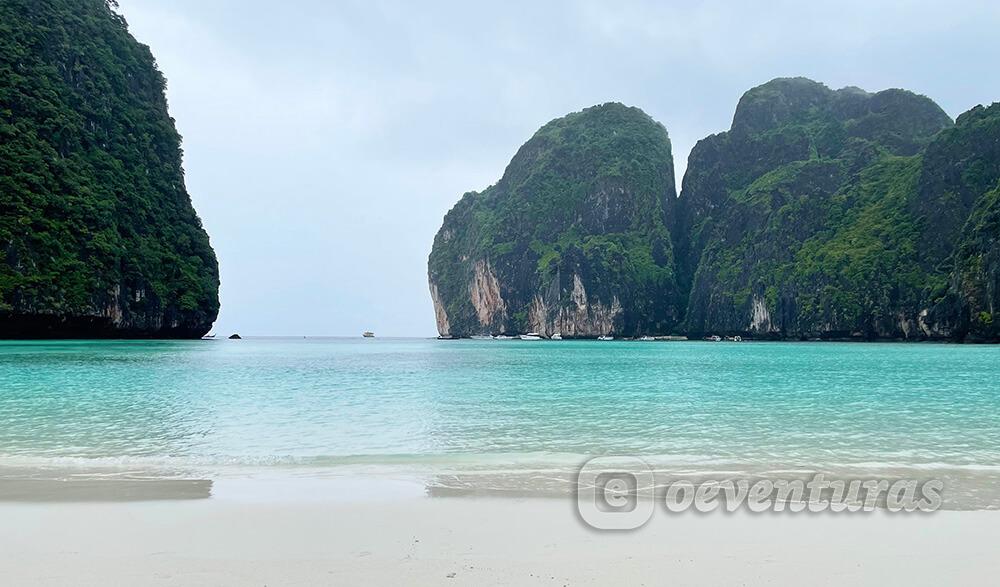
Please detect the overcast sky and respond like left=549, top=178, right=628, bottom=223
left=117, top=0, right=1000, bottom=337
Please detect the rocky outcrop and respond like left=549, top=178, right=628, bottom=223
left=428, top=103, right=680, bottom=338
left=919, top=104, right=1000, bottom=340
left=674, top=78, right=958, bottom=340
left=429, top=283, right=452, bottom=337
left=468, top=260, right=508, bottom=329
left=0, top=0, right=219, bottom=338
left=526, top=273, right=623, bottom=337
left=430, top=79, right=1000, bottom=342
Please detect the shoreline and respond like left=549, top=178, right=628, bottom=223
left=2, top=336, right=1000, bottom=343
left=2, top=470, right=999, bottom=511
left=435, top=335, right=1000, bottom=343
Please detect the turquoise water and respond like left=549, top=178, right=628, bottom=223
left=1, top=338, right=999, bottom=506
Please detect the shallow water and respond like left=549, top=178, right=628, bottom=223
left=1, top=338, right=998, bottom=506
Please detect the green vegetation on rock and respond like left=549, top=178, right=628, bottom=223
left=0, top=0, right=219, bottom=337
left=428, top=103, right=679, bottom=337
left=923, top=104, right=1000, bottom=340
left=675, top=78, right=961, bottom=339
left=431, top=78, right=1000, bottom=341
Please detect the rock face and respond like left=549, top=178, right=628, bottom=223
left=428, top=103, right=680, bottom=338
left=673, top=77, right=956, bottom=340
left=0, top=0, right=220, bottom=338
left=430, top=78, right=1000, bottom=341
left=918, top=104, right=1000, bottom=341
left=674, top=78, right=1000, bottom=341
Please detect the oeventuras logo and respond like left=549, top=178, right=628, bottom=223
left=576, top=456, right=656, bottom=531
left=576, top=457, right=944, bottom=531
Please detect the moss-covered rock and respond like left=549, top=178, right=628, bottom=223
left=674, top=78, right=955, bottom=339
left=431, top=79, right=999, bottom=342
left=0, top=0, right=219, bottom=338
left=428, top=103, right=680, bottom=337
left=918, top=104, right=1000, bottom=340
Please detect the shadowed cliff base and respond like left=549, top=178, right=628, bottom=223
left=0, top=313, right=213, bottom=340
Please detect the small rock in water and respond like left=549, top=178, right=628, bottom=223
left=228, top=333, right=242, bottom=340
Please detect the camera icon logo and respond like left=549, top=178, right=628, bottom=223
left=576, top=456, right=655, bottom=530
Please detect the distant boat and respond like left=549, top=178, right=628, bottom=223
left=494, top=335, right=515, bottom=340
left=202, top=334, right=216, bottom=340
left=639, top=336, right=655, bottom=341
left=519, top=332, right=542, bottom=341
left=362, top=331, right=375, bottom=338
left=706, top=335, right=722, bottom=342
left=551, top=333, right=563, bottom=340
left=471, top=335, right=494, bottom=340
left=597, top=335, right=614, bottom=341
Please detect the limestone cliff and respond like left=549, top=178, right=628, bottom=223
left=0, top=0, right=219, bottom=338
left=428, top=103, right=680, bottom=337
left=430, top=79, right=1000, bottom=342
left=918, top=104, right=1000, bottom=340
left=673, top=78, right=955, bottom=339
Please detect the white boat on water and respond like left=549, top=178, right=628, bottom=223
left=519, top=332, right=543, bottom=341
left=597, top=335, right=614, bottom=341
left=470, top=335, right=494, bottom=340
left=551, top=333, right=563, bottom=340
left=494, top=335, right=515, bottom=340
left=639, top=336, right=655, bottom=341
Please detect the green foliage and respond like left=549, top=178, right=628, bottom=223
left=430, top=78, right=1000, bottom=341
left=0, top=0, right=219, bottom=336
left=913, top=102, right=1000, bottom=266
left=678, top=78, right=957, bottom=337
left=950, top=177, right=1000, bottom=338
left=428, top=103, right=680, bottom=336
left=790, top=157, right=937, bottom=327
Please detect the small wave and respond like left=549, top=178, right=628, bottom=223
left=3, top=453, right=1000, bottom=476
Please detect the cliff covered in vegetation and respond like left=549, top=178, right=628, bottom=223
left=0, top=0, right=219, bottom=338
left=430, top=78, right=1000, bottom=341
left=429, top=103, right=680, bottom=337
left=917, top=103, right=1000, bottom=341
left=673, top=78, right=954, bottom=339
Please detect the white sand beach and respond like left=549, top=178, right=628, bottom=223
left=1, top=478, right=998, bottom=586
